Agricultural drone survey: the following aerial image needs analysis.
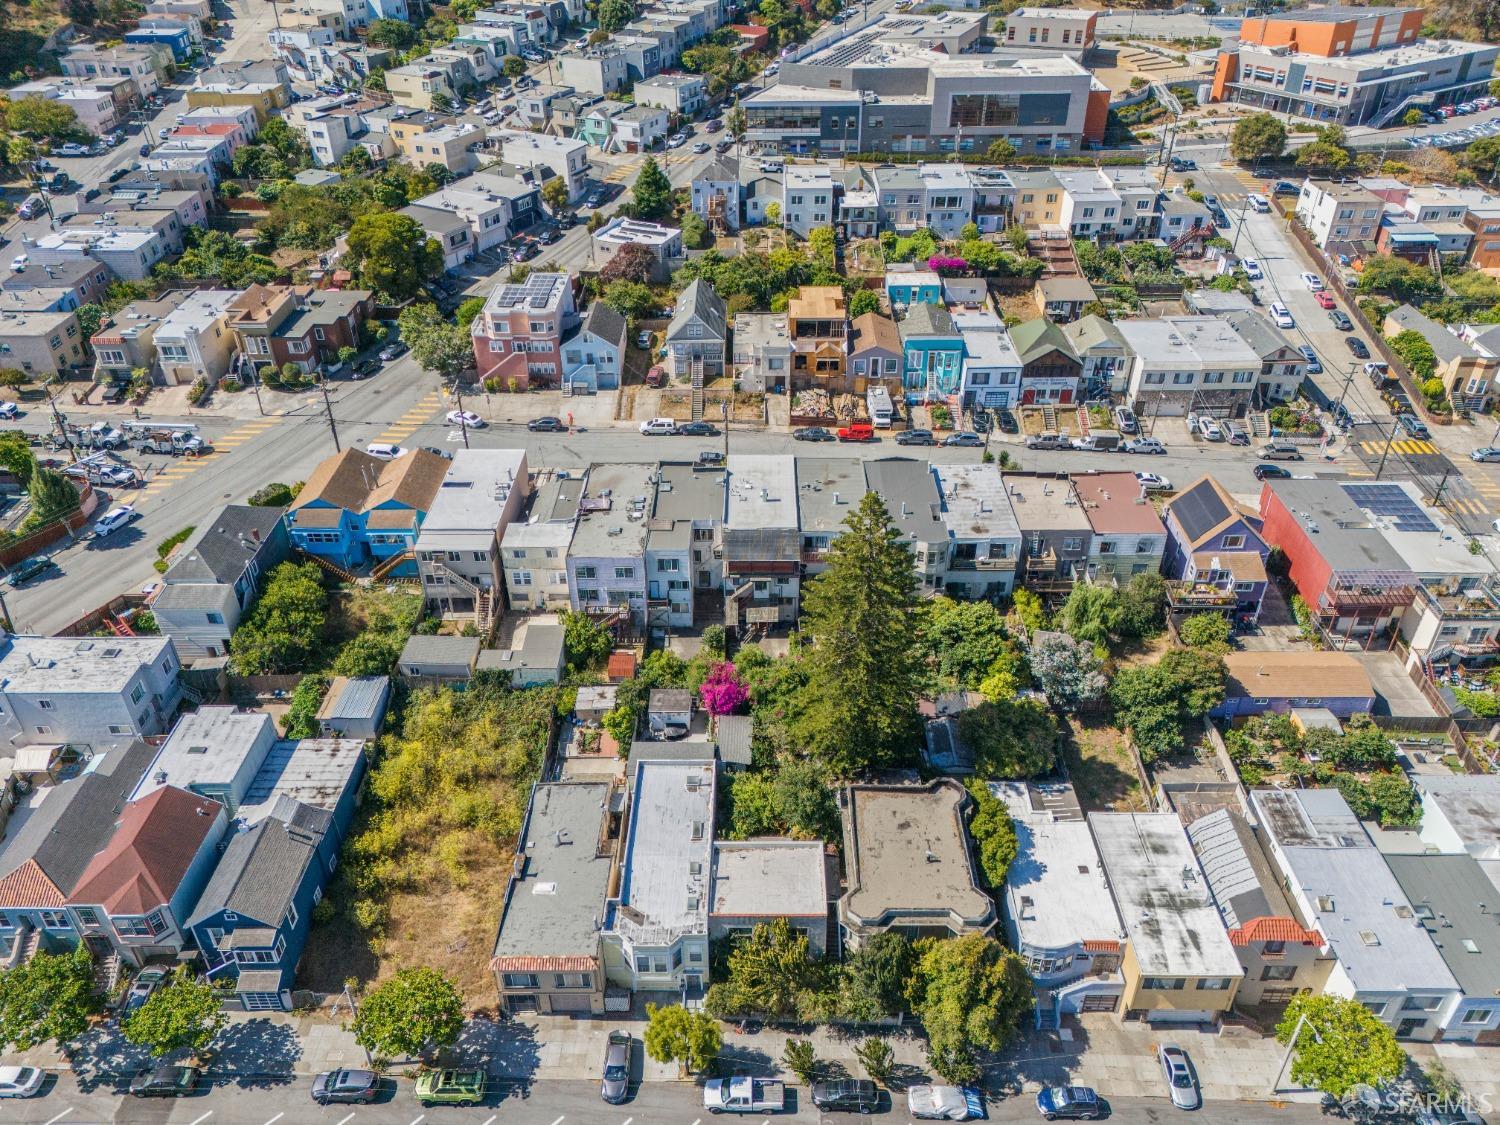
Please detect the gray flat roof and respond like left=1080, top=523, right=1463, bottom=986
left=1088, top=811, right=1243, bottom=979
left=569, top=463, right=655, bottom=558
left=1387, top=854, right=1500, bottom=998
left=399, top=634, right=481, bottom=668
left=1263, top=479, right=1411, bottom=576
left=0, top=636, right=173, bottom=694
left=1415, top=774, right=1500, bottom=853
left=613, top=758, right=715, bottom=939
left=937, top=463, right=1021, bottom=542
left=238, top=739, right=366, bottom=827
left=863, top=458, right=945, bottom=544
left=653, top=461, right=726, bottom=525
left=726, top=454, right=798, bottom=530
left=711, top=839, right=826, bottom=919
left=131, top=707, right=275, bottom=802
left=796, top=458, right=868, bottom=536
left=492, top=781, right=613, bottom=963
left=316, top=675, right=390, bottom=723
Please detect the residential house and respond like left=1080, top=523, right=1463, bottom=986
left=1296, top=180, right=1386, bottom=250
left=0, top=636, right=182, bottom=749
left=1258, top=478, right=1418, bottom=645
left=1055, top=167, right=1156, bottom=240
left=90, top=291, right=191, bottom=383
left=397, top=635, right=481, bottom=683
left=389, top=116, right=485, bottom=175
left=1161, top=475, right=1271, bottom=626
left=1089, top=812, right=1243, bottom=1025
left=732, top=311, right=790, bottom=394
left=591, top=218, right=682, bottom=279
left=61, top=44, right=168, bottom=99
left=385, top=60, right=463, bottom=109
left=10, top=77, right=127, bottom=136
left=490, top=780, right=618, bottom=1014
left=954, top=311, right=1021, bottom=408
left=493, top=129, right=590, bottom=202
left=996, top=782, right=1125, bottom=1020
left=691, top=156, right=741, bottom=232
left=615, top=104, right=670, bottom=152
left=226, top=285, right=375, bottom=377
left=313, top=675, right=390, bottom=739
left=1159, top=193, right=1215, bottom=249
left=935, top=463, right=1020, bottom=600
left=710, top=840, right=831, bottom=957
left=576, top=100, right=629, bottom=150
left=1413, top=774, right=1500, bottom=866
left=471, top=272, right=579, bottom=390
left=503, top=470, right=585, bottom=612
left=646, top=462, right=724, bottom=631
left=722, top=454, right=801, bottom=632
left=1010, top=317, right=1082, bottom=405
left=21, top=224, right=173, bottom=283
left=1215, top=652, right=1375, bottom=719
left=796, top=458, right=866, bottom=576
left=153, top=504, right=291, bottom=661
left=2, top=259, right=111, bottom=312
left=1185, top=807, right=1332, bottom=1008
left=1034, top=276, right=1098, bottom=324
left=477, top=620, right=567, bottom=687
left=848, top=312, right=903, bottom=397
left=885, top=267, right=943, bottom=310
left=788, top=286, right=848, bottom=392
left=131, top=708, right=277, bottom=815
left=562, top=302, right=628, bottom=394
left=150, top=288, right=240, bottom=386
left=1387, top=855, right=1500, bottom=1043
left=1116, top=315, right=1262, bottom=418
left=185, top=80, right=288, bottom=126
left=559, top=45, right=631, bottom=97
left=1006, top=473, right=1091, bottom=593
left=1384, top=305, right=1495, bottom=413
left=1222, top=309, right=1307, bottom=406
left=284, top=448, right=450, bottom=574
left=1062, top=314, right=1130, bottom=399
left=1073, top=471, right=1167, bottom=586
left=566, top=463, right=655, bottom=627
left=1008, top=169, right=1064, bottom=229
left=839, top=780, right=996, bottom=949
left=405, top=173, right=542, bottom=259
left=783, top=164, right=835, bottom=238
left=898, top=302, right=963, bottom=402
left=402, top=204, right=474, bottom=270
left=599, top=758, right=716, bottom=993
left=415, top=449, right=530, bottom=628
left=1253, top=788, right=1461, bottom=1041
left=0, top=307, right=86, bottom=377
left=635, top=73, right=707, bottom=117
left=865, top=458, right=948, bottom=592
left=661, top=279, right=726, bottom=383
left=839, top=184, right=880, bottom=239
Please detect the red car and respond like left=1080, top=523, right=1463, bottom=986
left=1314, top=291, right=1336, bottom=310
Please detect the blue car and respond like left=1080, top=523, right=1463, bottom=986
left=1398, top=413, right=1431, bottom=439
left=1036, top=1086, right=1101, bottom=1120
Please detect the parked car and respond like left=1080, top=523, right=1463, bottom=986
left=1398, top=413, right=1431, bottom=439
left=0, top=1066, right=44, bottom=1099
left=909, top=1085, right=986, bottom=1119
left=1471, top=447, right=1500, bottom=463
left=365, top=442, right=408, bottom=460
left=1199, top=417, right=1224, bottom=441
left=1300, top=271, right=1324, bottom=291
left=1113, top=406, right=1138, bottom=433
left=1314, top=291, right=1336, bottom=310
left=93, top=504, right=138, bottom=538
left=601, top=1032, right=632, bottom=1104
left=445, top=409, right=486, bottom=428
left=1035, top=1086, right=1101, bottom=1121
left=1270, top=301, right=1294, bottom=329
left=124, top=966, right=168, bottom=1013
left=1169, top=156, right=1196, bottom=171
left=677, top=421, right=719, bottom=437
left=1158, top=1045, right=1201, bottom=1112
left=715, top=138, right=734, bottom=153
left=1259, top=442, right=1303, bottom=461
left=415, top=1069, right=486, bottom=1107
left=130, top=1065, right=200, bottom=1098
left=696, top=450, right=726, bottom=467
left=528, top=416, right=567, bottom=432
left=1026, top=432, right=1070, bottom=450
left=943, top=431, right=984, bottom=447
left=640, top=417, right=678, bottom=436
left=1124, top=437, right=1166, bottom=454
left=812, top=1080, right=879, bottom=1113
left=1253, top=463, right=1293, bottom=480
left=312, top=1069, right=379, bottom=1105
left=996, top=408, right=1018, bottom=434
left=896, top=428, right=935, bottom=446
left=1241, top=257, right=1262, bottom=280
left=793, top=426, right=836, bottom=442
left=1135, top=471, right=1172, bottom=492
left=1329, top=309, right=1353, bottom=331
left=0, top=401, right=17, bottom=420
left=1298, top=345, right=1323, bottom=374
left=636, top=329, right=653, bottom=349
left=1272, top=180, right=1300, bottom=196
left=837, top=422, right=876, bottom=442
left=378, top=341, right=407, bottom=361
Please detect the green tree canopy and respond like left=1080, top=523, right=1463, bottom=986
left=906, top=935, right=1033, bottom=1084
left=1179, top=612, right=1233, bottom=652
left=562, top=608, right=612, bottom=672
left=229, top=560, right=328, bottom=674
left=848, top=289, right=881, bottom=317
left=351, top=967, right=465, bottom=1059
left=1058, top=582, right=1123, bottom=650
left=1110, top=647, right=1225, bottom=762
left=602, top=279, right=657, bottom=320
left=632, top=156, right=673, bottom=220
left=123, top=970, right=227, bottom=1058
left=723, top=758, right=839, bottom=842
left=1389, top=329, right=1438, bottom=380
left=644, top=1002, right=721, bottom=1073
left=917, top=597, right=1017, bottom=690
left=1229, top=112, right=1287, bottom=163
left=503, top=54, right=528, bottom=78
left=705, top=918, right=825, bottom=1020
left=6, top=96, right=83, bottom=141
left=795, top=492, right=922, bottom=775
left=966, top=778, right=1018, bottom=888
left=367, top=18, right=416, bottom=47
left=957, top=697, right=1057, bottom=779
left=0, top=945, right=101, bottom=1051
left=1359, top=257, right=1442, bottom=305
left=396, top=302, right=472, bottom=381
left=347, top=212, right=443, bottom=301
left=0, top=431, right=36, bottom=488
left=1295, top=141, right=1351, bottom=176
left=28, top=467, right=80, bottom=523
left=598, top=0, right=637, bottom=31
left=1275, top=994, right=1405, bottom=1098
left=833, top=933, right=914, bottom=1022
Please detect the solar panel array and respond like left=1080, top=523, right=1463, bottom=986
left=1341, top=482, right=1437, bottom=534
left=494, top=273, right=564, bottom=311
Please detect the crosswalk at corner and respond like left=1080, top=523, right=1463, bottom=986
left=138, top=418, right=279, bottom=500
left=370, top=390, right=444, bottom=445
left=603, top=157, right=645, bottom=185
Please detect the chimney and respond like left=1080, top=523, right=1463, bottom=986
left=250, top=527, right=261, bottom=542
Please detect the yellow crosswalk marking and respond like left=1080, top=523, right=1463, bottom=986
left=1358, top=439, right=1437, bottom=455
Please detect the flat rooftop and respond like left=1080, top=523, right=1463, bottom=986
left=711, top=839, right=827, bottom=919
left=613, top=758, right=715, bottom=939
left=1414, top=774, right=1500, bottom=856
left=652, top=461, right=726, bottom=527
left=415, top=448, right=526, bottom=553
left=1252, top=788, right=1458, bottom=995
left=131, top=707, right=274, bottom=802
left=569, top=462, right=654, bottom=558
left=0, top=636, right=172, bottom=695
left=997, top=782, right=1123, bottom=951
left=796, top=457, right=868, bottom=536
left=1263, top=479, right=1415, bottom=577
left=1074, top=471, right=1168, bottom=536
left=1115, top=315, right=1262, bottom=370
left=841, top=779, right=995, bottom=935
left=863, top=458, right=945, bottom=545
left=936, top=463, right=1021, bottom=542
left=1387, top=854, right=1500, bottom=999
left=1000, top=474, right=1091, bottom=531
left=238, top=738, right=366, bottom=826
left=725, top=454, right=798, bottom=530
left=491, top=781, right=613, bottom=964
left=1088, top=811, right=1243, bottom=979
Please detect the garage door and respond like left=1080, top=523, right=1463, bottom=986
left=550, top=994, right=592, bottom=1013
left=1081, top=994, right=1120, bottom=1013
left=1146, top=1009, right=1213, bottom=1024
left=241, top=991, right=283, bottom=1011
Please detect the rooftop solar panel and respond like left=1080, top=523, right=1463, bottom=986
left=1341, top=482, right=1437, bottom=534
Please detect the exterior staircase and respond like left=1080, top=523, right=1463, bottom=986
left=369, top=549, right=415, bottom=583
left=297, top=549, right=359, bottom=584
left=690, top=356, right=705, bottom=421
left=562, top=377, right=573, bottom=398
left=433, top=561, right=493, bottom=636
left=1075, top=405, right=1091, bottom=436
left=108, top=614, right=135, bottom=637
left=1034, top=989, right=1059, bottom=1030
left=1169, top=223, right=1215, bottom=252
left=1041, top=404, right=1059, bottom=433
left=1248, top=411, right=1271, bottom=439
left=93, top=949, right=122, bottom=996
left=19, top=928, right=42, bottom=966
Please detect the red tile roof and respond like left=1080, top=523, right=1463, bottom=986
left=69, top=787, right=222, bottom=916
left=1082, top=939, right=1124, bottom=954
left=489, top=954, right=597, bottom=973
left=0, top=858, right=65, bottom=909
left=1228, top=915, right=1322, bottom=947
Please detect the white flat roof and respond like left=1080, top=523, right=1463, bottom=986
left=0, top=636, right=171, bottom=694
left=725, top=454, right=798, bottom=530
left=616, top=758, right=715, bottom=935
left=711, top=839, right=826, bottom=919
left=416, top=449, right=526, bottom=546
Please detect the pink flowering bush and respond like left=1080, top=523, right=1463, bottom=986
left=699, top=661, right=750, bottom=716
left=928, top=256, right=968, bottom=275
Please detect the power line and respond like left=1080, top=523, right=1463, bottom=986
left=319, top=380, right=340, bottom=452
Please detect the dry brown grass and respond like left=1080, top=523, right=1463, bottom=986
left=1061, top=715, right=1149, bottom=812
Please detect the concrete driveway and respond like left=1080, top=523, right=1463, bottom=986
left=1352, top=651, right=1439, bottom=718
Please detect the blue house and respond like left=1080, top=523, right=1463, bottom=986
left=125, top=26, right=194, bottom=61
left=185, top=736, right=366, bottom=1011
left=885, top=267, right=942, bottom=310
left=285, top=448, right=450, bottom=576
left=898, top=301, right=964, bottom=402
left=1162, top=475, right=1271, bottom=625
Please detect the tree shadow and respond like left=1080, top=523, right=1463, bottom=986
left=983, top=1023, right=1093, bottom=1098
left=70, top=1021, right=154, bottom=1093
left=449, top=1015, right=541, bottom=1083
left=886, top=1061, right=931, bottom=1090
left=713, top=1044, right=775, bottom=1076
left=209, top=1017, right=302, bottom=1087
left=811, top=1058, right=850, bottom=1082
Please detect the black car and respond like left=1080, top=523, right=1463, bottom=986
left=677, top=421, right=720, bottom=437
left=352, top=358, right=380, bottom=378
left=1344, top=336, right=1370, bottom=359
left=896, top=428, right=935, bottom=445
left=1253, top=463, right=1293, bottom=480
left=313, top=1069, right=379, bottom=1105
left=6, top=557, right=55, bottom=586
left=996, top=408, right=1018, bottom=434
left=696, top=450, right=726, bottom=467
left=528, top=416, right=568, bottom=432
left=513, top=241, right=540, bottom=261
left=538, top=226, right=564, bottom=245
left=793, top=426, right=836, bottom=441
left=812, top=1079, right=879, bottom=1113
left=107, top=166, right=130, bottom=183
left=556, top=212, right=578, bottom=229
left=130, top=1065, right=199, bottom=1098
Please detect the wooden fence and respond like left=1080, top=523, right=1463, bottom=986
left=0, top=484, right=100, bottom=570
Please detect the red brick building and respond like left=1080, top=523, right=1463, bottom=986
left=226, top=284, right=375, bottom=375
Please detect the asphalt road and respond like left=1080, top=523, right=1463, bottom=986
left=2, top=1074, right=1330, bottom=1125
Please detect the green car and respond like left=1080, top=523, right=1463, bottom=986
left=414, top=1068, right=486, bottom=1107
left=6, top=557, right=54, bottom=586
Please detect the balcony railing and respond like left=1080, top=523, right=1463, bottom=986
left=951, top=556, right=1017, bottom=571
left=1167, top=581, right=1239, bottom=608
left=1323, top=584, right=1415, bottom=611
left=1418, top=584, right=1500, bottom=621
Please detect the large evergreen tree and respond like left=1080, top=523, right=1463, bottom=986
left=632, top=157, right=673, bottom=220
left=795, top=492, right=922, bottom=775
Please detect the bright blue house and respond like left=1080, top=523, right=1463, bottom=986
left=899, top=302, right=964, bottom=402
left=285, top=448, right=449, bottom=576
left=125, top=26, right=194, bottom=61
left=885, top=267, right=942, bottom=310
left=1162, top=475, right=1271, bottom=626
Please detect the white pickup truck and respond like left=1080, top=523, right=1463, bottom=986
left=703, top=1077, right=786, bottom=1114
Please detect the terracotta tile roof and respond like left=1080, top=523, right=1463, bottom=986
left=69, top=787, right=222, bottom=916
left=488, top=954, right=597, bottom=973
left=1228, top=915, right=1322, bottom=947
left=1082, top=938, right=1123, bottom=953
left=0, top=859, right=65, bottom=909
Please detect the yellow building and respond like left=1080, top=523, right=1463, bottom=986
left=185, top=81, right=288, bottom=125
left=388, top=115, right=485, bottom=175
left=788, top=285, right=848, bottom=390
left=384, top=60, right=462, bottom=110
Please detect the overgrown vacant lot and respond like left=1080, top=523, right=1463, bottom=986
left=1061, top=715, right=1148, bottom=812
left=300, top=677, right=559, bottom=1006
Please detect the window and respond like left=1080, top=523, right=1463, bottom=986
left=1143, top=977, right=1185, bottom=991
left=1221, top=534, right=1245, bottom=550
left=207, top=612, right=224, bottom=625
left=39, top=911, right=71, bottom=930
left=75, top=907, right=102, bottom=927
left=614, top=566, right=634, bottom=579
left=37, top=699, right=53, bottom=711
left=576, top=566, right=596, bottom=580
left=1402, top=996, right=1443, bottom=1012
left=505, top=972, right=539, bottom=989
left=1462, top=1008, right=1492, bottom=1025
left=130, top=683, right=145, bottom=705
left=1061, top=537, right=1083, bottom=552
left=1261, top=965, right=1297, bottom=981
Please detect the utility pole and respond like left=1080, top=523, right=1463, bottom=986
left=454, top=385, right=470, bottom=449
left=1373, top=413, right=1402, bottom=480
left=319, top=380, right=340, bottom=451
left=1334, top=361, right=1357, bottom=414
left=1230, top=192, right=1252, bottom=256
left=1431, top=467, right=1451, bottom=512
left=0, top=587, right=13, bottom=633
left=48, top=395, right=76, bottom=463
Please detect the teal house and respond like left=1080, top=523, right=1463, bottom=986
left=900, top=302, right=965, bottom=402
left=885, top=267, right=943, bottom=309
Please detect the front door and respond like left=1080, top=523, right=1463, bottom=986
left=1397, top=1018, right=1426, bottom=1038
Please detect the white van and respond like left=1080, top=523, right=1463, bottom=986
left=1270, top=301, right=1295, bottom=329
left=1249, top=194, right=1271, bottom=213
left=93, top=505, right=138, bottom=538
